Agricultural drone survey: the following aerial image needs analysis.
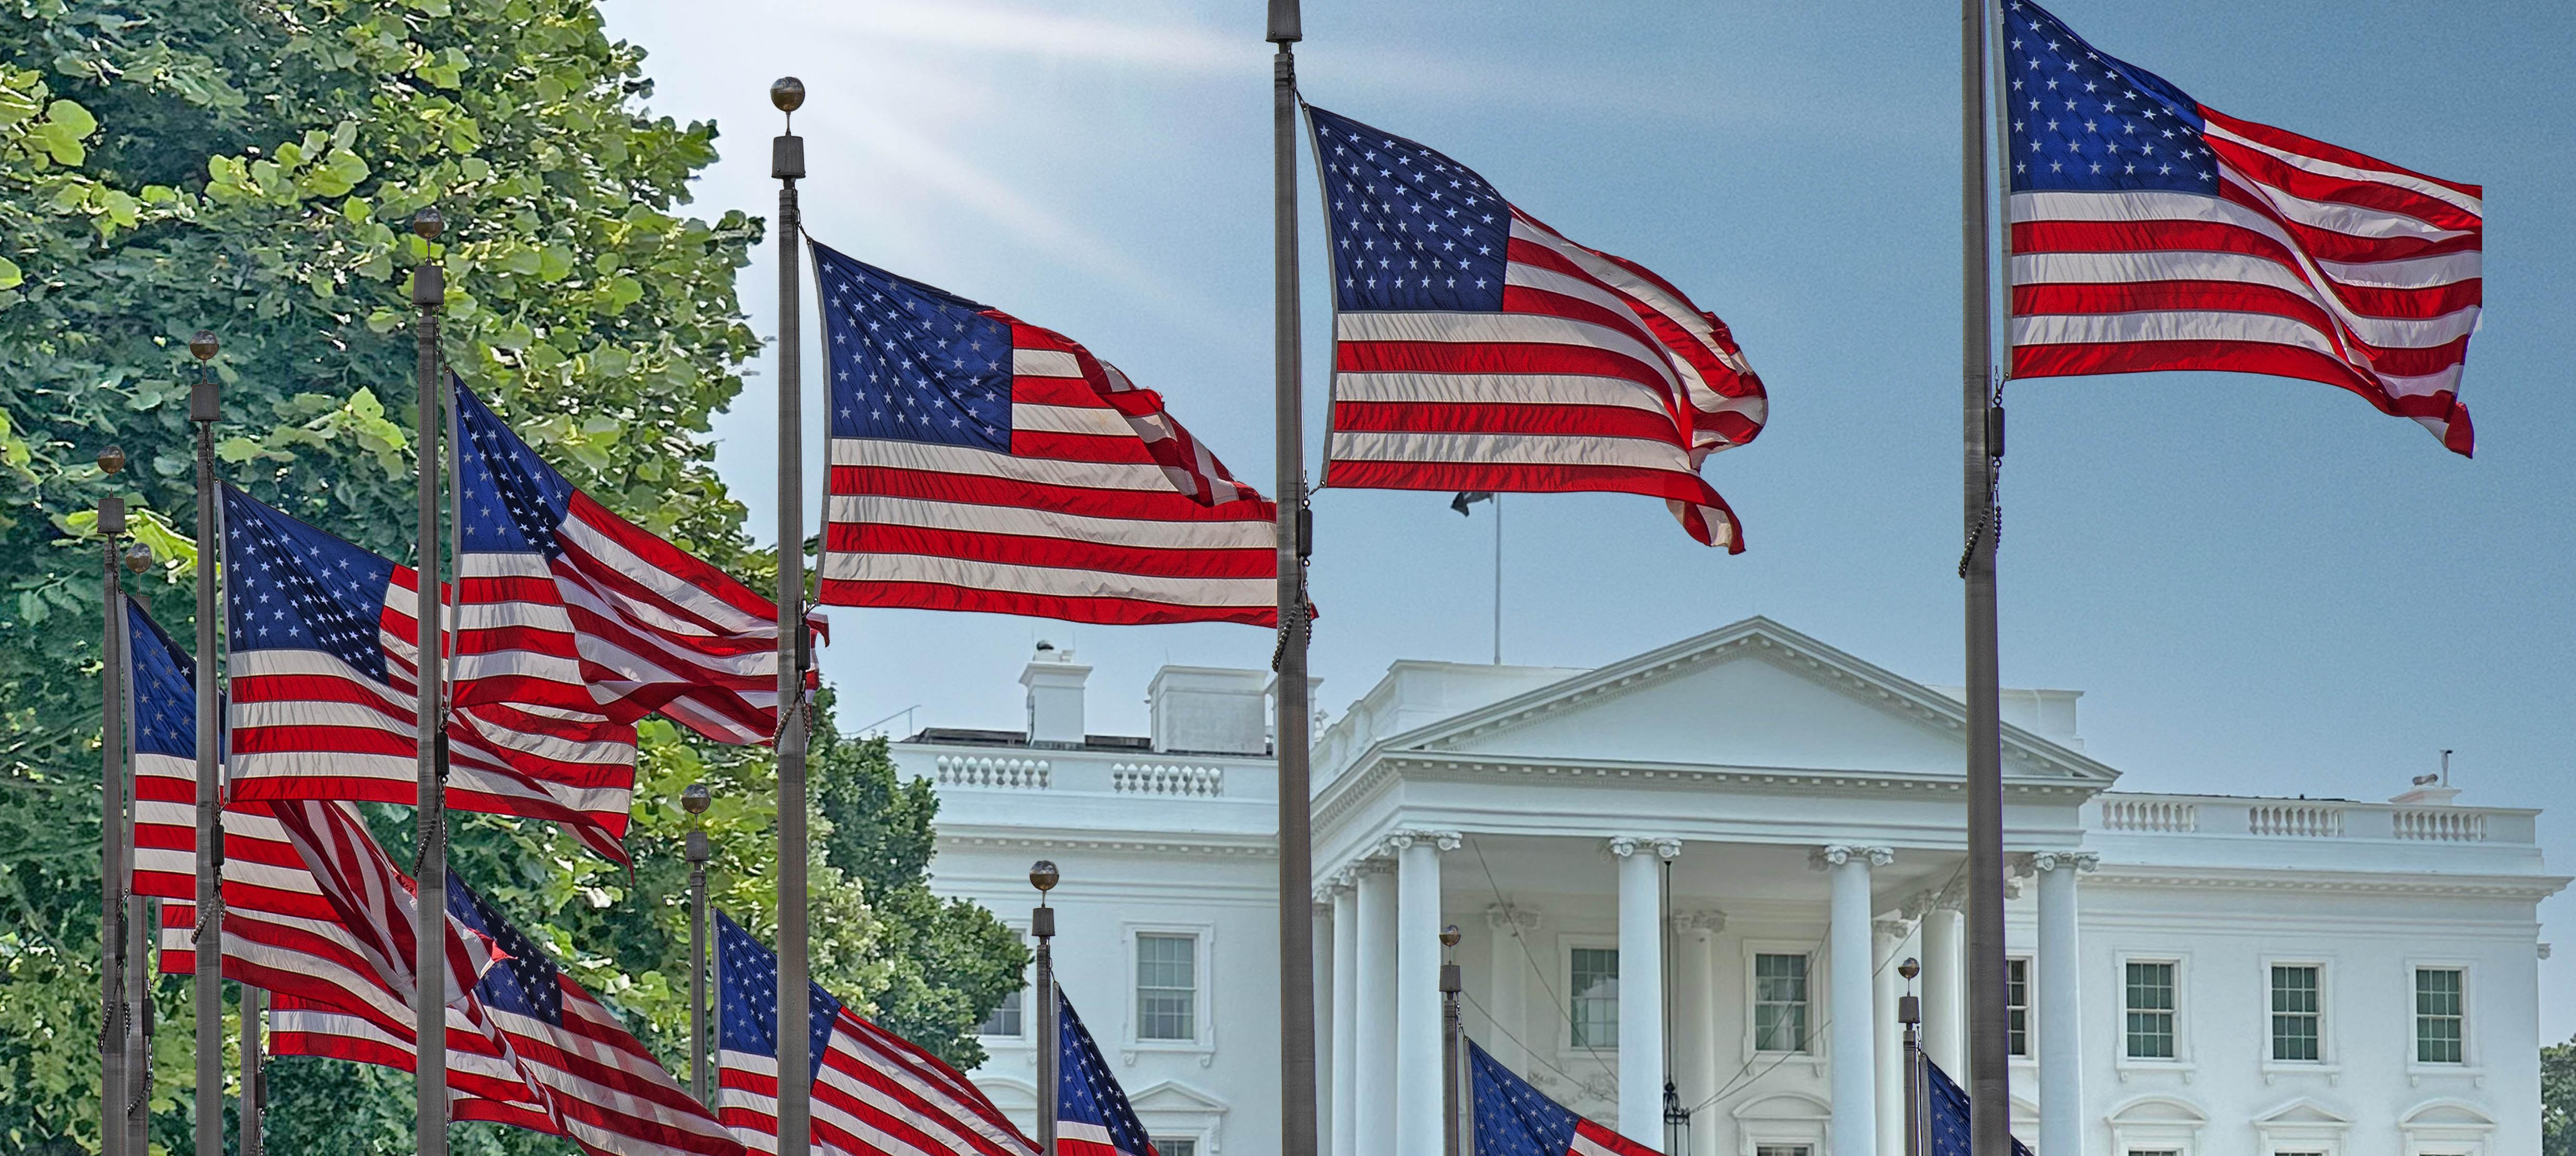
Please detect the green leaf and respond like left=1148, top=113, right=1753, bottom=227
left=0, top=256, right=20, bottom=290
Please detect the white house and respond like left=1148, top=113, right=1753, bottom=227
left=891, top=619, right=2562, bottom=1156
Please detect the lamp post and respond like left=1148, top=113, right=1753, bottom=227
left=1031, top=860, right=1060, bottom=1156
left=1440, top=924, right=1464, bottom=1156
left=683, top=782, right=712, bottom=1103
left=98, top=449, right=129, bottom=1156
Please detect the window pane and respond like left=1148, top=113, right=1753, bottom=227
left=1754, top=953, right=1810, bottom=1053
left=1136, top=933, right=1197, bottom=1041
left=1569, top=947, right=1620, bottom=1049
left=2269, top=965, right=2319, bottom=1062
left=1156, top=1141, right=1197, bottom=1156
left=2415, top=968, right=2464, bottom=1064
left=2123, top=961, right=2175, bottom=1059
left=1755, top=1147, right=1811, bottom=1156
left=2005, top=958, right=2030, bottom=1057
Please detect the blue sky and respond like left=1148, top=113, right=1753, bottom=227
left=601, top=0, right=2575, bottom=1033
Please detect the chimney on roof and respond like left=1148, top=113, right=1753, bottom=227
left=1021, top=642, right=1090, bottom=748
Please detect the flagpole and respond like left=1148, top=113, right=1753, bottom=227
left=1268, top=5, right=1319, bottom=1156
left=187, top=327, right=225, bottom=1156
left=1030, top=862, right=1058, bottom=1156
left=240, top=986, right=262, bottom=1156
left=1439, top=925, right=1462, bottom=1156
left=1899, top=958, right=1923, bottom=1156
left=119, top=520, right=153, bottom=1156
left=410, top=204, right=450, bottom=1156
left=1958, top=0, right=2010, bottom=1150
left=768, top=75, right=814, bottom=1156
left=1490, top=496, right=1501, bottom=665
left=98, top=480, right=129, bottom=1156
left=684, top=782, right=712, bottom=1103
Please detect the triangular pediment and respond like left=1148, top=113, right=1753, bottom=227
left=1378, top=618, right=2115, bottom=784
left=1127, top=1080, right=1229, bottom=1113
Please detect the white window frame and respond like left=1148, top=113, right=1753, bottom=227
left=1121, top=921, right=1216, bottom=1055
left=2405, top=959, right=2476, bottom=1076
left=977, top=922, right=1032, bottom=1045
left=2260, top=956, right=2335, bottom=1075
left=2004, top=955, right=2033, bottom=1062
left=2105, top=1093, right=2205, bottom=1156
left=1558, top=933, right=1621, bottom=1060
left=2115, top=952, right=2192, bottom=1074
left=1741, top=939, right=1821, bottom=1062
left=2398, top=1097, right=2495, bottom=1156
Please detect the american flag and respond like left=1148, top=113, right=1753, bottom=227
left=217, top=486, right=636, bottom=862
left=1305, top=104, right=1768, bottom=551
left=121, top=597, right=210, bottom=970
left=714, top=913, right=1038, bottom=1156
left=1055, top=989, right=1155, bottom=1156
left=810, top=240, right=1281, bottom=627
left=1919, top=1055, right=2033, bottom=1156
left=2005, top=0, right=2481, bottom=455
left=450, top=375, right=814, bottom=752
left=1469, top=1042, right=1659, bottom=1156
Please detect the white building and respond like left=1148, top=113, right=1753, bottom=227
left=893, top=619, right=2562, bottom=1156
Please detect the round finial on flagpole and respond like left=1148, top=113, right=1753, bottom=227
left=188, top=331, right=219, bottom=362
left=98, top=445, right=127, bottom=475
left=1440, top=924, right=1461, bottom=949
left=771, top=77, right=806, bottom=114
left=411, top=207, right=444, bottom=242
left=681, top=781, right=711, bottom=816
left=1899, top=957, right=1920, bottom=982
left=124, top=543, right=153, bottom=573
left=1029, top=860, right=1060, bottom=893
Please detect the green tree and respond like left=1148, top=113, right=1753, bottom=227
left=2547, top=1032, right=2575, bottom=1156
left=0, top=1, right=1022, bottom=1151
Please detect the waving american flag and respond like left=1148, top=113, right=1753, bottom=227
left=1470, top=1042, right=1658, bottom=1156
left=1306, top=104, right=1768, bottom=551
left=810, top=240, right=1280, bottom=627
left=1056, top=988, right=1155, bottom=1156
left=2005, top=0, right=2482, bottom=455
left=715, top=913, right=1036, bottom=1156
left=450, top=375, right=814, bottom=752
left=217, top=486, right=636, bottom=861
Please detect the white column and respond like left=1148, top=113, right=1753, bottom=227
left=1354, top=860, right=1399, bottom=1156
left=1922, top=902, right=1966, bottom=1075
left=1817, top=845, right=1891, bottom=1156
left=1485, top=903, right=1539, bottom=1075
left=1314, top=893, right=1337, bottom=1156
left=1331, top=880, right=1361, bottom=1156
left=1674, top=910, right=1724, bottom=1156
left=1611, top=837, right=1679, bottom=1146
left=2034, top=852, right=2096, bottom=1156
left=1395, top=832, right=1457, bottom=1156
left=1873, top=918, right=1908, bottom=1156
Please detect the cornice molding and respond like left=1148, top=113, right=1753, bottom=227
left=2082, top=864, right=2571, bottom=900
left=941, top=833, right=1275, bottom=859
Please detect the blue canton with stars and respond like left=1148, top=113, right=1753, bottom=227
left=452, top=376, right=576, bottom=558
left=2006, top=0, right=2218, bottom=196
left=1308, top=105, right=1511, bottom=315
left=1925, top=1056, right=2035, bottom=1156
left=126, top=600, right=198, bottom=761
left=714, top=911, right=841, bottom=1084
left=1057, top=989, right=1154, bottom=1156
left=222, top=487, right=398, bottom=683
left=1469, top=1042, right=1579, bottom=1156
left=811, top=241, right=1015, bottom=453
left=449, top=875, right=565, bottom=1025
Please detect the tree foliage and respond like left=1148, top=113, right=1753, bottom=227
left=0, top=1, right=1021, bottom=1151
left=2547, top=1032, right=2575, bottom=1156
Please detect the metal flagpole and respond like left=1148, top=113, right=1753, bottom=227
left=410, top=204, right=450, bottom=1156
left=768, top=75, right=814, bottom=1156
left=1439, top=924, right=1462, bottom=1156
left=240, top=987, right=262, bottom=1156
left=98, top=476, right=129, bottom=1156
left=1490, top=496, right=1501, bottom=665
left=684, top=782, right=712, bottom=1103
left=188, top=328, right=224, bottom=1156
left=1958, top=0, right=2011, bottom=1150
left=1899, top=958, right=1924, bottom=1156
left=121, top=535, right=154, bottom=1156
left=1268, top=5, right=1320, bottom=1156
left=1030, top=862, right=1059, bottom=1156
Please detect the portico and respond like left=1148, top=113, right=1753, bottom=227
left=1308, top=618, right=2112, bottom=1156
